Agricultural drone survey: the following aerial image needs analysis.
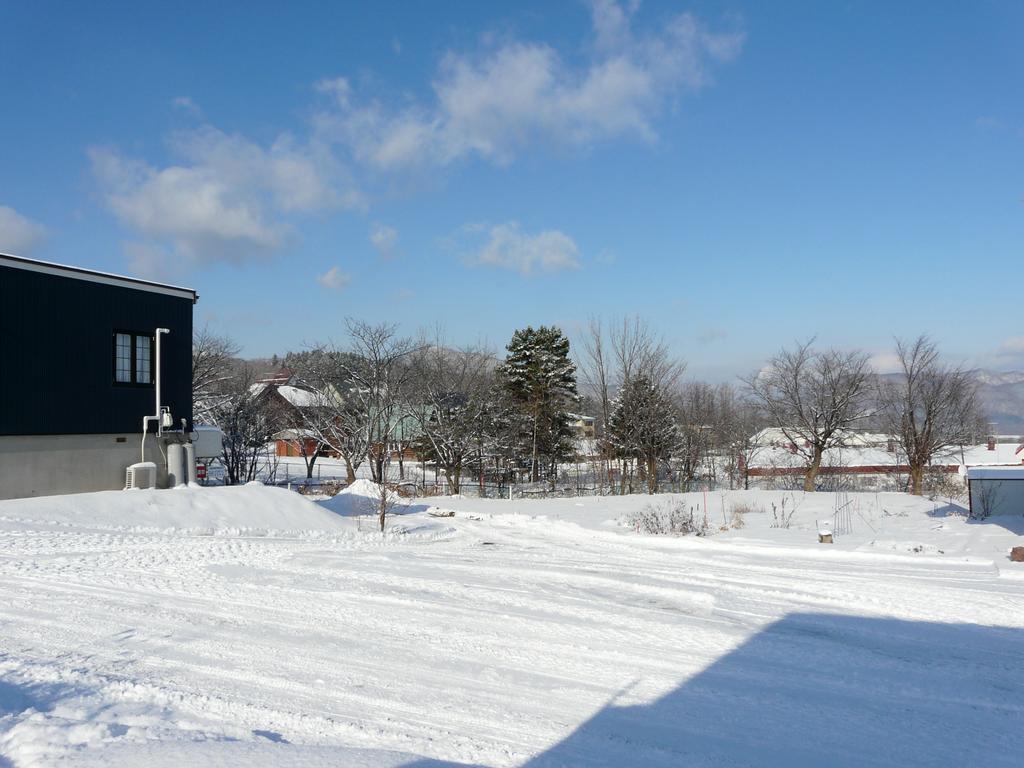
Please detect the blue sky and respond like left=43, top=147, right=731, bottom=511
left=1, top=0, right=1022, bottom=379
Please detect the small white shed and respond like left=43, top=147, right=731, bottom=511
left=967, top=467, right=1024, bottom=518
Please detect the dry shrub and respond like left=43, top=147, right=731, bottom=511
left=728, top=501, right=768, bottom=530
left=627, top=499, right=710, bottom=536
left=300, top=480, right=344, bottom=496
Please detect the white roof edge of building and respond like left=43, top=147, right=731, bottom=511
left=967, top=466, right=1024, bottom=480
left=0, top=252, right=198, bottom=302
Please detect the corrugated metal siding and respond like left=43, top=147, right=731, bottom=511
left=0, top=264, right=193, bottom=435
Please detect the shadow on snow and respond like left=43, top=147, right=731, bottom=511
left=928, top=500, right=1024, bottom=536
left=400, top=613, right=1024, bottom=768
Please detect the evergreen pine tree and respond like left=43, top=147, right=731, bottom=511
left=496, top=326, right=578, bottom=483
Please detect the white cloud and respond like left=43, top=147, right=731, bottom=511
left=997, top=337, right=1024, bottom=360
left=467, top=221, right=581, bottom=276
left=91, top=125, right=362, bottom=268
left=589, top=0, right=640, bottom=52
left=171, top=96, right=203, bottom=117
left=91, top=146, right=282, bottom=262
left=369, top=222, right=399, bottom=259
left=123, top=241, right=176, bottom=281
left=317, top=265, right=351, bottom=290
left=90, top=2, right=742, bottom=275
left=315, top=1, right=743, bottom=169
left=314, top=77, right=352, bottom=104
left=0, top=205, right=46, bottom=254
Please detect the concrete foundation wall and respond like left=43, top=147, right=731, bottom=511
left=0, top=433, right=189, bottom=499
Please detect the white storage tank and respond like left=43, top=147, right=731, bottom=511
left=184, top=442, right=197, bottom=485
left=166, top=443, right=186, bottom=488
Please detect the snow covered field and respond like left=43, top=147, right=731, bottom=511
left=1, top=485, right=1022, bottom=766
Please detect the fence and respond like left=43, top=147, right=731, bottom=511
left=209, top=452, right=942, bottom=501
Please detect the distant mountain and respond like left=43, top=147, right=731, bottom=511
left=974, top=370, right=1024, bottom=387
left=976, top=370, right=1024, bottom=435
left=874, top=370, right=1024, bottom=436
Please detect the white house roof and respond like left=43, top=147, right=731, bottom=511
left=747, top=441, right=1024, bottom=471
left=752, top=427, right=890, bottom=448
left=272, top=428, right=319, bottom=441
left=249, top=383, right=320, bottom=407
left=958, top=442, right=1024, bottom=467
left=277, top=386, right=319, bottom=408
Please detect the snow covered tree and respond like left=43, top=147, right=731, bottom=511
left=497, top=326, right=578, bottom=483
left=476, top=383, right=520, bottom=481
left=745, top=339, right=872, bottom=492
left=876, top=335, right=982, bottom=495
left=608, top=374, right=679, bottom=494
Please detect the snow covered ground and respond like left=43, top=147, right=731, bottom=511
left=0, top=484, right=1022, bottom=766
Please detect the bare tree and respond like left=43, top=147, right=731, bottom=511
left=344, top=320, right=420, bottom=484
left=745, top=339, right=872, bottom=492
left=578, top=316, right=685, bottom=492
left=209, top=364, right=282, bottom=485
left=972, top=478, right=1003, bottom=520
left=610, top=316, right=683, bottom=392
left=275, top=393, right=324, bottom=480
left=373, top=479, right=406, bottom=532
left=676, top=381, right=717, bottom=487
left=289, top=349, right=371, bottom=485
left=293, top=429, right=323, bottom=480
left=716, top=387, right=771, bottom=490
left=192, top=326, right=240, bottom=423
left=409, top=338, right=495, bottom=495
left=877, top=335, right=982, bottom=495
left=578, top=317, right=615, bottom=488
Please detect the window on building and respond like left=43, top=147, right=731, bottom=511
left=113, top=331, right=154, bottom=386
left=135, top=335, right=152, bottom=384
left=115, top=333, right=132, bottom=383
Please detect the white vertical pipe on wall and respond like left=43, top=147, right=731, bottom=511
left=155, top=328, right=169, bottom=434
left=141, top=328, right=171, bottom=468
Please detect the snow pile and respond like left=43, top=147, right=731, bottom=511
left=0, top=484, right=350, bottom=535
left=318, top=479, right=402, bottom=517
